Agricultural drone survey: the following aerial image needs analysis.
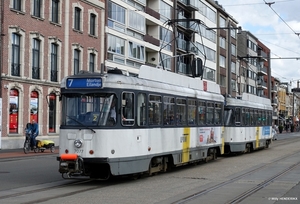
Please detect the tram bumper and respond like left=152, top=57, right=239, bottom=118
left=57, top=154, right=84, bottom=176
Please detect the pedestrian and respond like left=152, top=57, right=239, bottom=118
left=30, top=119, right=39, bottom=148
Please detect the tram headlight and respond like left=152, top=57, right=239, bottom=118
left=74, top=139, right=83, bottom=148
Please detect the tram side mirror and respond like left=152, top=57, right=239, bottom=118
left=192, top=58, right=203, bottom=78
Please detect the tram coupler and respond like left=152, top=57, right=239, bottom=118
left=58, top=154, right=84, bottom=177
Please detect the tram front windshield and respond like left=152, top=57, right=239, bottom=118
left=61, top=93, right=117, bottom=127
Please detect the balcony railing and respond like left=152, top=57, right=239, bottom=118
left=257, top=66, right=267, bottom=75
left=145, top=6, right=160, bottom=20
left=144, top=34, right=160, bottom=46
left=51, top=70, right=58, bottom=82
left=272, top=85, right=278, bottom=92
left=178, top=0, right=199, bottom=11
left=32, top=67, right=40, bottom=79
left=11, top=63, right=20, bottom=76
left=177, top=38, right=188, bottom=51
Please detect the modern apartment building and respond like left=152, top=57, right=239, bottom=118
left=0, top=0, right=105, bottom=149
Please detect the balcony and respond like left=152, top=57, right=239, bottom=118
left=257, top=66, right=267, bottom=75
left=178, top=0, right=199, bottom=12
left=177, top=14, right=187, bottom=29
left=177, top=38, right=188, bottom=51
left=272, top=98, right=278, bottom=105
left=257, top=49, right=268, bottom=60
left=187, top=21, right=199, bottom=33
left=257, top=80, right=267, bottom=89
left=177, top=62, right=187, bottom=74
left=145, top=6, right=160, bottom=20
left=271, top=85, right=278, bottom=92
left=144, top=34, right=160, bottom=46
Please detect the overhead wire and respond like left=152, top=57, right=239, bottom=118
left=262, top=0, right=300, bottom=38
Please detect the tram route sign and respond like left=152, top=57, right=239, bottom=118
left=66, top=78, right=102, bottom=88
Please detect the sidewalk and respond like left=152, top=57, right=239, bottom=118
left=0, top=148, right=58, bottom=159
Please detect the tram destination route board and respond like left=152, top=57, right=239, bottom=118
left=66, top=78, right=102, bottom=88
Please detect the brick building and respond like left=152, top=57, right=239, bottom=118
left=0, top=0, right=105, bottom=149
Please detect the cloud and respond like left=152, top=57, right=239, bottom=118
left=216, top=0, right=300, bottom=85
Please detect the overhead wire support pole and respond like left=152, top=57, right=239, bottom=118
left=161, top=19, right=207, bottom=73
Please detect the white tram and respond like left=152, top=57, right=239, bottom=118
left=223, top=93, right=273, bottom=153
left=57, top=65, right=225, bottom=179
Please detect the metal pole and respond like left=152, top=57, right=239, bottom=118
left=227, top=21, right=232, bottom=96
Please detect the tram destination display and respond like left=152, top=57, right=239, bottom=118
left=66, top=78, right=102, bottom=88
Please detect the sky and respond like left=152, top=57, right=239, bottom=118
left=215, top=0, right=300, bottom=87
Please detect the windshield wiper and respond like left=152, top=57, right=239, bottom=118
left=66, top=115, right=96, bottom=133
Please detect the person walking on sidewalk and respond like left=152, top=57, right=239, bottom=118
left=30, top=120, right=39, bottom=148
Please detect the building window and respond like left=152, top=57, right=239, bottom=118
left=48, top=93, right=56, bottom=133
left=108, top=1, right=125, bottom=32
left=32, top=38, right=40, bottom=79
left=30, top=91, right=39, bottom=122
left=13, top=0, right=22, bottom=11
left=220, top=75, right=226, bottom=86
left=219, top=37, right=225, bottom=49
left=51, top=43, right=58, bottom=82
left=159, top=53, right=171, bottom=70
left=128, top=42, right=144, bottom=61
left=160, top=0, right=171, bottom=21
left=9, top=89, right=19, bottom=133
left=108, top=1, right=125, bottom=24
left=74, top=7, right=81, bottom=31
left=33, top=0, right=41, bottom=17
left=231, top=79, right=236, bottom=91
left=74, top=49, right=80, bottom=74
left=128, top=10, right=145, bottom=33
left=231, top=44, right=236, bottom=56
left=90, top=13, right=96, bottom=36
left=11, top=33, right=21, bottom=76
left=89, top=53, right=95, bottom=72
left=219, top=16, right=226, bottom=27
left=219, top=55, right=226, bottom=68
left=107, top=35, right=125, bottom=55
left=51, top=0, right=59, bottom=23
left=160, top=27, right=172, bottom=51
left=231, top=62, right=236, bottom=74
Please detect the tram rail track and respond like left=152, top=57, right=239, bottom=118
left=172, top=148, right=300, bottom=204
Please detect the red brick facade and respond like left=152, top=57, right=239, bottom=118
left=0, top=0, right=105, bottom=148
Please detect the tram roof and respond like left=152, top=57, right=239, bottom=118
left=226, top=93, right=272, bottom=110
left=61, top=65, right=224, bottom=102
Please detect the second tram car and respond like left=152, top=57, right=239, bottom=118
left=57, top=65, right=225, bottom=179
left=224, top=93, right=273, bottom=153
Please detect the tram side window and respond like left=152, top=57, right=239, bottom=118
left=137, top=93, right=146, bottom=126
left=243, top=108, right=250, bottom=126
left=163, top=96, right=175, bottom=126
left=262, top=111, right=266, bottom=126
left=206, top=102, right=214, bottom=125
left=188, top=99, right=196, bottom=125
left=176, top=98, right=187, bottom=126
left=198, top=100, right=206, bottom=125
left=122, top=92, right=135, bottom=126
left=148, top=95, right=162, bottom=125
left=268, top=111, right=272, bottom=125
left=235, top=108, right=241, bottom=126
left=257, top=110, right=262, bottom=126
left=214, top=103, right=222, bottom=125
left=250, top=109, right=254, bottom=126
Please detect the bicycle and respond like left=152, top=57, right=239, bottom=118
left=23, top=126, right=38, bottom=154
